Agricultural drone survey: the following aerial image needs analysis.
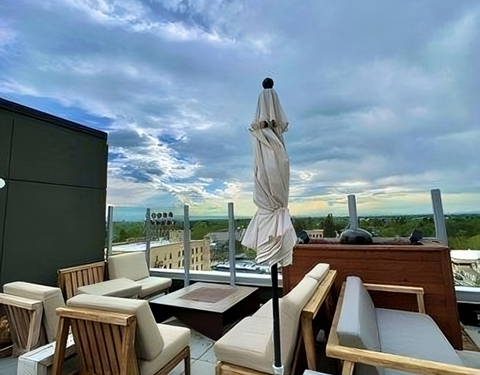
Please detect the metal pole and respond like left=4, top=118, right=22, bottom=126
left=348, top=194, right=358, bottom=230
left=183, top=205, right=191, bottom=287
left=106, top=206, right=114, bottom=259
left=228, top=202, right=236, bottom=286
left=145, top=208, right=151, bottom=267
left=271, top=263, right=283, bottom=374
left=431, top=189, right=448, bottom=246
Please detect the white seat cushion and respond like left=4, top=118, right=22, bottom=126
left=3, top=281, right=65, bottom=343
left=67, top=294, right=163, bottom=360
left=76, top=278, right=141, bottom=298
left=457, top=350, right=480, bottom=369
left=376, top=308, right=464, bottom=366
left=135, top=277, right=172, bottom=298
left=215, top=316, right=275, bottom=374
left=139, top=324, right=190, bottom=375
left=108, top=252, right=150, bottom=281
left=215, top=304, right=297, bottom=375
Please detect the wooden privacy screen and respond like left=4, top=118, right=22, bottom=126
left=283, top=240, right=462, bottom=349
left=57, top=261, right=106, bottom=300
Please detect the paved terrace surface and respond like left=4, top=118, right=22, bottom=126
left=1, top=321, right=480, bottom=374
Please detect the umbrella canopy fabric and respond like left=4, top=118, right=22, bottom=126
left=242, top=88, right=297, bottom=267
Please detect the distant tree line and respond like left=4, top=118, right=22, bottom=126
left=112, top=214, right=480, bottom=250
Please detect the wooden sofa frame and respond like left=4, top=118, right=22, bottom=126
left=58, top=261, right=106, bottom=300
left=52, top=306, right=190, bottom=375
left=326, top=281, right=480, bottom=375
left=216, top=269, right=337, bottom=375
left=0, top=293, right=46, bottom=357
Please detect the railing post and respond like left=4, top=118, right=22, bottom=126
left=431, top=189, right=448, bottom=246
left=183, top=205, right=191, bottom=287
left=348, top=194, right=358, bottom=230
left=228, top=202, right=236, bottom=286
left=145, top=208, right=151, bottom=267
left=106, top=206, right=113, bottom=259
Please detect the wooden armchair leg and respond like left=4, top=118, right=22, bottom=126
left=51, top=316, right=71, bottom=375
left=184, top=346, right=191, bottom=375
left=342, top=360, right=355, bottom=375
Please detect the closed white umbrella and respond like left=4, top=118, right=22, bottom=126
left=242, top=78, right=296, bottom=375
left=242, top=81, right=297, bottom=267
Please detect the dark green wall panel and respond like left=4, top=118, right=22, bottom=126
left=0, top=110, right=13, bottom=177
left=9, top=115, right=107, bottom=189
left=0, top=183, right=7, bottom=283
left=0, top=181, right=105, bottom=287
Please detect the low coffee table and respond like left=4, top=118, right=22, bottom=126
left=149, top=282, right=259, bottom=340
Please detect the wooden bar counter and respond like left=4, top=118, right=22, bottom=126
left=283, top=238, right=462, bottom=349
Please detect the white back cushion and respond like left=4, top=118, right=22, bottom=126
left=108, top=252, right=149, bottom=281
left=305, top=263, right=330, bottom=281
left=337, top=276, right=380, bottom=351
left=282, top=275, right=319, bottom=322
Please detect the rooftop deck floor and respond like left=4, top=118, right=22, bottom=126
left=1, top=322, right=479, bottom=375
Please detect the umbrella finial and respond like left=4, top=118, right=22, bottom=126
left=262, top=77, right=274, bottom=89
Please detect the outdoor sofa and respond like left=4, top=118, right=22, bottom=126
left=214, top=263, right=335, bottom=375
left=326, top=275, right=480, bottom=375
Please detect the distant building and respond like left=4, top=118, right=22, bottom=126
left=150, top=230, right=211, bottom=271
left=306, top=229, right=324, bottom=239
left=113, top=230, right=211, bottom=271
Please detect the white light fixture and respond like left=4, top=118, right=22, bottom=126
left=0, top=178, right=5, bottom=189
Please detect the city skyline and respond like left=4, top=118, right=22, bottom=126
left=1, top=1, right=479, bottom=216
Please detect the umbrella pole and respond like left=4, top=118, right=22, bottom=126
left=271, top=263, right=284, bottom=374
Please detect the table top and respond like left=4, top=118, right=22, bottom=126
left=149, top=282, right=258, bottom=313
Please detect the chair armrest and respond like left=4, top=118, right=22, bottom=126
left=327, top=344, right=480, bottom=375
left=0, top=293, right=43, bottom=311
left=363, top=283, right=425, bottom=313
left=0, top=293, right=44, bottom=355
left=302, top=270, right=337, bottom=319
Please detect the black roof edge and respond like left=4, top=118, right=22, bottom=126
left=0, top=97, right=108, bottom=140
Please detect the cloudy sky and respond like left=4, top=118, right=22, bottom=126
left=1, top=0, right=479, bottom=217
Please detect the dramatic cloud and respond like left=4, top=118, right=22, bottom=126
left=1, top=0, right=479, bottom=217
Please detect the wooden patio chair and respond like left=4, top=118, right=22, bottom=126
left=108, top=252, right=172, bottom=299
left=0, top=293, right=45, bottom=356
left=52, top=294, right=191, bottom=375
left=58, top=261, right=106, bottom=300
left=326, top=276, right=480, bottom=375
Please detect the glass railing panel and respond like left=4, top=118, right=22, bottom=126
left=188, top=205, right=230, bottom=272
left=441, top=192, right=480, bottom=251
left=110, top=206, right=149, bottom=253
left=144, top=206, right=184, bottom=270
left=290, top=191, right=437, bottom=241
left=441, top=192, right=480, bottom=288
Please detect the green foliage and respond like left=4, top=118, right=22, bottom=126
left=322, top=214, right=336, bottom=238
left=291, top=216, right=319, bottom=234
left=113, top=214, right=480, bottom=250
left=112, top=221, right=145, bottom=243
left=190, top=220, right=229, bottom=240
